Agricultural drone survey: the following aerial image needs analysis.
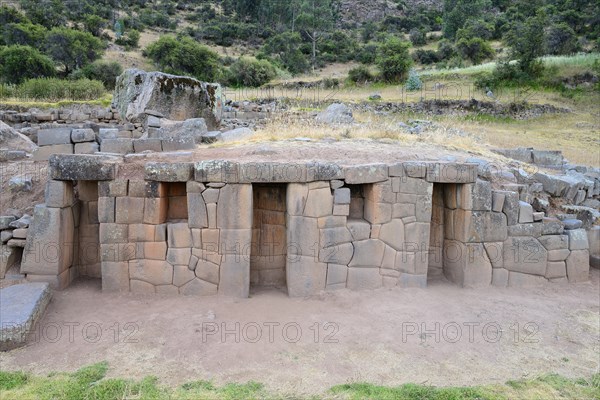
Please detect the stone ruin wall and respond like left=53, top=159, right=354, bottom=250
left=17, top=155, right=592, bottom=297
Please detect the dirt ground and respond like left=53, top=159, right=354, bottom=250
left=1, top=270, right=598, bottom=395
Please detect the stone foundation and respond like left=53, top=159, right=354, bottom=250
left=18, top=154, right=591, bottom=296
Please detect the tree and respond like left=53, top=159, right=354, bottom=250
left=376, top=37, right=412, bottom=82
left=456, top=37, right=495, bottom=64
left=0, top=45, right=55, bottom=84
left=83, top=14, right=106, bottom=37
left=259, top=32, right=309, bottom=74
left=226, top=57, right=277, bottom=87
left=45, top=28, right=104, bottom=74
left=296, top=0, right=334, bottom=70
left=546, top=23, right=578, bottom=55
left=504, top=13, right=546, bottom=76
left=443, top=0, right=491, bottom=39
left=144, top=35, right=222, bottom=82
left=19, top=0, right=66, bottom=29
left=73, top=60, right=123, bottom=90
left=409, top=28, right=427, bottom=46
left=2, top=23, right=47, bottom=48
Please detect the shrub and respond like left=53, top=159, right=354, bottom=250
left=0, top=45, right=55, bottom=84
left=226, top=57, right=277, bottom=87
left=546, top=23, right=579, bottom=55
left=437, top=39, right=456, bottom=61
left=414, top=49, right=439, bottom=65
left=357, top=43, right=379, bottom=64
left=456, top=37, right=495, bottom=65
left=376, top=37, right=412, bottom=82
left=115, top=29, right=140, bottom=50
left=409, top=28, right=427, bottom=46
left=405, top=69, right=423, bottom=91
left=14, top=78, right=105, bottom=100
left=348, top=65, right=375, bottom=84
left=259, top=32, right=310, bottom=75
left=2, top=22, right=47, bottom=48
left=145, top=35, right=222, bottom=82
left=72, top=60, right=123, bottom=90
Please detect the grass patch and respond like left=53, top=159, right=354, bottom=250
left=0, top=94, right=113, bottom=109
left=0, top=363, right=597, bottom=400
left=0, top=78, right=107, bottom=102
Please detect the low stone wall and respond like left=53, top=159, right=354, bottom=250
left=0, top=106, right=121, bottom=126
left=16, top=154, right=592, bottom=295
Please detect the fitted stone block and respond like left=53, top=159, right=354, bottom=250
left=545, top=261, right=566, bottom=279
left=38, top=128, right=71, bottom=146
left=180, top=278, right=218, bottom=296
left=334, top=188, right=351, bottom=204
left=453, top=210, right=508, bottom=243
left=347, top=219, right=370, bottom=241
left=426, top=162, right=477, bottom=183
left=502, top=237, right=547, bottom=275
left=217, top=184, right=253, bottom=229
left=167, top=223, right=192, bottom=248
left=101, top=262, right=130, bottom=292
left=219, top=255, right=250, bottom=297
left=502, top=191, right=520, bottom=226
left=491, top=268, right=508, bottom=287
left=548, top=249, right=570, bottom=261
left=75, top=142, right=99, bottom=154
left=145, top=162, right=193, bottom=182
left=518, top=201, right=534, bottom=223
left=167, top=248, right=191, bottom=266
left=115, top=197, right=145, bottom=224
left=397, top=273, right=427, bottom=288
left=304, top=187, right=333, bottom=217
left=128, top=224, right=156, bottom=242
left=319, top=242, right=354, bottom=264
left=344, top=164, right=387, bottom=184
left=538, top=235, right=569, bottom=250
left=508, top=271, right=546, bottom=287
left=347, top=267, right=383, bottom=290
left=566, top=229, right=589, bottom=250
left=130, top=280, right=155, bottom=294
left=143, top=198, right=167, bottom=224
left=457, top=179, right=492, bottom=211
left=99, top=223, right=128, bottom=244
left=129, top=259, right=173, bottom=285
left=101, top=138, right=133, bottom=154
left=326, top=263, right=348, bottom=286
left=188, top=193, right=208, bottom=228
left=45, top=180, right=74, bottom=208
left=71, top=128, right=96, bottom=143
left=349, top=239, right=385, bottom=267
left=443, top=241, right=492, bottom=288
left=491, top=191, right=505, bottom=213
left=566, top=250, right=589, bottom=282
left=364, top=199, right=392, bottom=225
left=379, top=219, right=405, bottom=251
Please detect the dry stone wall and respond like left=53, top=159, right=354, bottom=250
left=16, top=154, right=592, bottom=296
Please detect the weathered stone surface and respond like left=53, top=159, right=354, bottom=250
left=454, top=210, right=508, bottom=243
left=483, top=242, right=503, bottom=268
left=346, top=267, right=382, bottom=290
left=458, top=179, right=492, bottom=211
left=508, top=271, right=547, bottom=287
left=145, top=162, right=193, bottom=182
left=349, top=239, right=385, bottom=267
left=316, top=103, right=354, bottom=124
left=167, top=248, right=191, bottom=266
left=538, top=235, right=569, bottom=251
left=74, top=142, right=99, bottom=154
left=167, top=223, right=192, bottom=248
left=100, top=138, right=133, bottom=154
left=344, top=164, right=388, bottom=184
left=548, top=249, right=570, bottom=261
left=426, top=162, right=477, bottom=183
left=379, top=219, right=405, bottom=251
left=501, top=191, right=520, bottom=226
left=491, top=191, right=505, bottom=212
left=219, top=255, right=250, bottom=297
left=143, top=198, right=167, bottom=224
left=347, top=219, right=370, bottom=241
left=180, top=278, right=218, bottom=296
left=9, top=214, right=31, bottom=229
left=304, top=187, right=333, bottom=217
left=115, top=197, right=145, bottom=224
left=49, top=154, right=119, bottom=181
left=45, top=180, right=74, bottom=208
left=33, top=144, right=73, bottom=161
left=563, top=219, right=583, bottom=230
left=217, top=184, right=252, bottom=229
left=220, top=127, right=254, bottom=142
left=333, top=188, right=351, bottom=205
left=173, top=265, right=195, bottom=287
left=0, top=216, right=16, bottom=230
left=187, top=193, right=208, bottom=229
left=566, top=250, right=589, bottom=282
left=21, top=205, right=74, bottom=276
left=319, top=242, right=354, bottom=265
left=0, top=283, right=51, bottom=351
left=443, top=241, right=492, bottom=288
left=502, top=237, right=548, bottom=275
left=507, top=223, right=542, bottom=238
left=491, top=268, right=508, bottom=287
left=101, top=262, right=130, bottom=292
left=364, top=199, right=392, bottom=225
left=0, top=245, right=18, bottom=278
left=160, top=117, right=208, bottom=142
left=195, top=260, right=220, bottom=284
left=545, top=261, right=566, bottom=279
left=319, top=227, right=353, bottom=247
left=518, top=201, right=534, bottom=223
left=129, top=259, right=173, bottom=285
left=397, top=273, right=427, bottom=288
left=38, top=128, right=72, bottom=146
left=566, top=229, right=589, bottom=250
left=326, top=263, right=348, bottom=286
left=130, top=280, right=155, bottom=294
left=113, top=69, right=221, bottom=129
left=286, top=255, right=327, bottom=296
left=71, top=128, right=95, bottom=143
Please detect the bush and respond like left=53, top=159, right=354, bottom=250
left=2, top=22, right=47, bottom=48
left=226, top=57, right=277, bottom=87
left=45, top=27, right=104, bottom=74
left=259, top=32, right=310, bottom=75
left=376, top=37, right=412, bottom=83
left=405, top=69, right=423, bottom=91
left=414, top=49, right=439, bottom=65
left=72, top=60, right=123, bottom=90
left=11, top=78, right=104, bottom=101
left=0, top=45, right=55, bottom=84
left=456, top=37, right=495, bottom=65
left=546, top=23, right=579, bottom=55
left=437, top=39, right=456, bottom=61
left=357, top=43, right=379, bottom=64
left=348, top=65, right=375, bottom=84
left=115, top=29, right=140, bottom=50
left=409, top=28, right=427, bottom=46
left=145, top=35, right=222, bottom=82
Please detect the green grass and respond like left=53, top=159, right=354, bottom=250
left=0, top=363, right=598, bottom=400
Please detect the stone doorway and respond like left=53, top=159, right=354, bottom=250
left=75, top=180, right=101, bottom=279
left=250, top=184, right=287, bottom=291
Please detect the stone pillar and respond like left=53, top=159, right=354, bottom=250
left=21, top=180, right=77, bottom=289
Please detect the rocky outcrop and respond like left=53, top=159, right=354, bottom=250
left=0, top=121, right=36, bottom=153
left=112, top=69, right=222, bottom=129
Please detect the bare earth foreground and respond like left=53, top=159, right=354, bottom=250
left=1, top=270, right=598, bottom=395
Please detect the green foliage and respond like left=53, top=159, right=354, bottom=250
left=226, top=57, right=277, bottom=87
left=456, top=37, right=495, bottom=65
left=45, top=27, right=104, bottom=74
left=9, top=78, right=105, bottom=101
left=145, top=35, right=222, bottom=82
left=19, top=0, right=66, bottom=29
left=357, top=42, right=379, bottom=64
left=2, top=22, right=47, bottom=48
left=0, top=371, right=28, bottom=390
left=296, top=0, right=335, bottom=68
left=115, top=29, right=140, bottom=50
left=546, top=23, right=579, bottom=55
left=409, top=28, right=427, bottom=46
left=414, top=49, right=440, bottom=65
left=443, top=0, right=491, bottom=39
left=405, top=69, right=423, bottom=90
left=0, top=45, right=56, bottom=84
left=82, top=14, right=106, bottom=37
left=321, top=30, right=359, bottom=63
left=376, top=37, right=413, bottom=82
left=330, top=381, right=491, bottom=400
left=259, top=32, right=310, bottom=75
left=504, top=13, right=546, bottom=76
left=71, top=60, right=123, bottom=90
left=348, top=65, right=375, bottom=84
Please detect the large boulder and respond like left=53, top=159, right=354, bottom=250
left=0, top=121, right=36, bottom=153
left=112, top=69, right=222, bottom=129
left=316, top=103, right=355, bottom=124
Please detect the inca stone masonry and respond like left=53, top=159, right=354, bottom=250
left=18, top=154, right=591, bottom=297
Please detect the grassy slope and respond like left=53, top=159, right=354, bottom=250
left=0, top=362, right=598, bottom=399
